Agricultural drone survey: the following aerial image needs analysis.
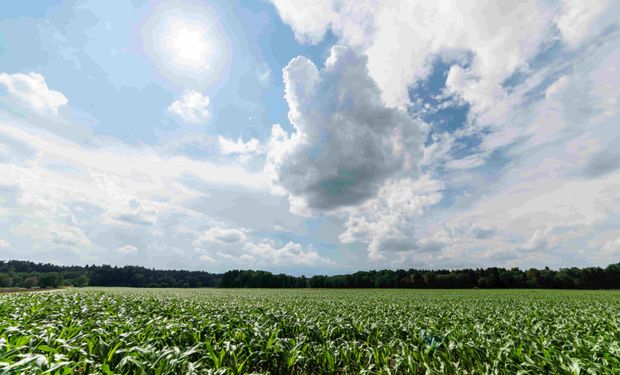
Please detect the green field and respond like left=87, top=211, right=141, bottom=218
left=1, top=289, right=619, bottom=374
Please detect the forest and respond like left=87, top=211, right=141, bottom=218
left=1, top=260, right=620, bottom=289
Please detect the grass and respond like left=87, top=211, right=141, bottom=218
left=1, top=288, right=619, bottom=374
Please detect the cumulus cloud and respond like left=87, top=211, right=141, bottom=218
left=270, top=0, right=336, bottom=44
left=270, top=0, right=561, bottom=109
left=185, top=221, right=336, bottom=269
left=0, top=72, right=68, bottom=114
left=266, top=46, right=425, bottom=213
left=241, top=241, right=332, bottom=266
left=268, top=0, right=620, bottom=268
left=339, top=175, right=444, bottom=259
left=167, top=90, right=210, bottom=124
left=194, top=235, right=335, bottom=269
left=196, top=227, right=247, bottom=245
left=117, top=245, right=138, bottom=254
left=2, top=0, right=619, bottom=272
left=218, top=136, right=263, bottom=163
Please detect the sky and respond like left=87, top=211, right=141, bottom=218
left=0, top=0, right=619, bottom=275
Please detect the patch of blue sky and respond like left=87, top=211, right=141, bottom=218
left=0, top=19, right=56, bottom=71
left=408, top=59, right=471, bottom=144
left=0, top=0, right=62, bottom=19
left=165, top=0, right=337, bottom=142
left=449, top=133, right=484, bottom=160
left=0, top=2, right=175, bottom=143
left=0, top=0, right=336, bottom=149
left=240, top=0, right=338, bottom=134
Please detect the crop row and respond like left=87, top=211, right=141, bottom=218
left=1, top=289, right=619, bottom=374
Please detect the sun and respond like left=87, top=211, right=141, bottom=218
left=163, top=19, right=211, bottom=71
left=142, top=3, right=228, bottom=81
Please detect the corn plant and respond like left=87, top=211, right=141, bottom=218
left=1, top=288, right=619, bottom=374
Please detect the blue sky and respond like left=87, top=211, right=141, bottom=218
left=1, top=0, right=619, bottom=274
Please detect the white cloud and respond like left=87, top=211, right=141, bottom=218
left=199, top=254, right=215, bottom=263
left=241, top=241, right=333, bottom=267
left=0, top=239, right=9, bottom=248
left=339, top=175, right=444, bottom=259
left=258, top=66, right=272, bottom=84
left=117, top=245, right=138, bottom=254
left=445, top=153, right=488, bottom=171
left=218, top=136, right=262, bottom=156
left=266, top=46, right=425, bottom=213
left=0, top=72, right=68, bottom=114
left=602, top=238, right=620, bottom=257
left=414, top=98, right=620, bottom=268
left=6, top=185, right=93, bottom=252
left=167, top=90, right=210, bottom=124
left=0, top=123, right=268, bottom=195
left=555, top=0, right=610, bottom=47
left=195, top=234, right=335, bottom=269
left=271, top=1, right=556, bottom=109
left=270, top=0, right=335, bottom=44
left=521, top=228, right=552, bottom=252
left=0, top=121, right=269, bottom=266
left=2, top=0, right=619, bottom=272
left=183, top=219, right=336, bottom=268
left=110, top=199, right=159, bottom=226
left=49, top=225, right=91, bottom=249
left=545, top=76, right=570, bottom=99
left=270, top=0, right=620, bottom=268
left=196, top=227, right=247, bottom=245
left=465, top=223, right=496, bottom=240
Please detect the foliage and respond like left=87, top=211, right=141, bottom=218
left=39, top=273, right=63, bottom=289
left=1, top=288, right=619, bottom=374
left=75, top=274, right=89, bottom=288
left=0, top=274, right=12, bottom=288
left=223, top=266, right=620, bottom=289
left=21, top=276, right=38, bottom=289
left=3, top=260, right=620, bottom=289
left=0, top=261, right=220, bottom=289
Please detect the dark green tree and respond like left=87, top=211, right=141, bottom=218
left=0, top=273, right=12, bottom=287
left=22, top=276, right=38, bottom=289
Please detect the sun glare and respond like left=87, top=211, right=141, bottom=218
left=143, top=3, right=228, bottom=82
left=163, top=20, right=211, bottom=71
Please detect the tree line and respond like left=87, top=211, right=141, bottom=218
left=0, top=260, right=219, bottom=289
left=221, top=265, right=620, bottom=289
left=2, top=259, right=620, bottom=289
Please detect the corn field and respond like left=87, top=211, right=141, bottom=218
left=1, top=288, right=619, bottom=374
